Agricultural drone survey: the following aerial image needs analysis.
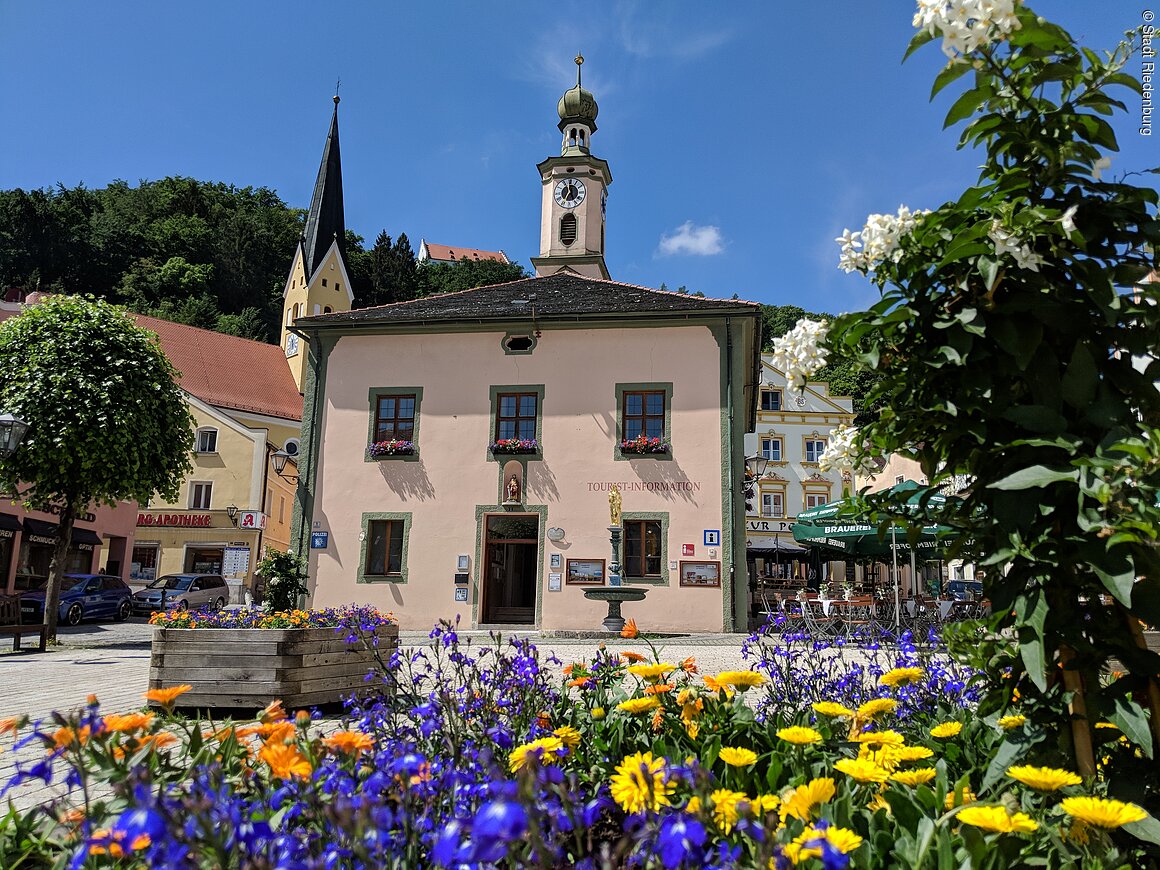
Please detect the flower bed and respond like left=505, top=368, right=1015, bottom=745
left=366, top=439, right=415, bottom=458
left=147, top=606, right=397, bottom=710
left=620, top=435, right=671, bottom=455
left=2, top=616, right=1156, bottom=868
left=489, top=438, right=540, bottom=454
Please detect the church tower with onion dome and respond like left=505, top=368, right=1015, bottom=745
left=531, top=55, right=613, bottom=280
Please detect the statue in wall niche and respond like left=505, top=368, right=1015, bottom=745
left=608, top=483, right=622, bottom=527
left=506, top=474, right=521, bottom=503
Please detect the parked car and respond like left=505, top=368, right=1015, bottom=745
left=946, top=579, right=984, bottom=600
left=131, top=574, right=229, bottom=615
left=20, top=574, right=133, bottom=626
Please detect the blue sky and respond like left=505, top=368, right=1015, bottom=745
left=1, top=1, right=1154, bottom=314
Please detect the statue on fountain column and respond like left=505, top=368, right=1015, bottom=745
left=608, top=483, right=622, bottom=527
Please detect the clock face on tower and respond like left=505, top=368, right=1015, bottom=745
left=554, top=178, right=586, bottom=209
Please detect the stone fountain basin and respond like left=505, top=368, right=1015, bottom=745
left=583, top=587, right=648, bottom=632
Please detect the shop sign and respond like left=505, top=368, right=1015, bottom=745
left=44, top=504, right=97, bottom=523
left=137, top=513, right=213, bottom=528
left=747, top=520, right=794, bottom=533
left=681, top=543, right=695, bottom=556
left=237, top=511, right=266, bottom=530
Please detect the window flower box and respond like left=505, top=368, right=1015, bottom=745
left=367, top=439, right=415, bottom=458
left=147, top=606, right=397, bottom=709
left=489, top=438, right=540, bottom=455
left=619, top=436, right=671, bottom=455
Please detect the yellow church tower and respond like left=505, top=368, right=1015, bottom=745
left=281, top=95, right=354, bottom=391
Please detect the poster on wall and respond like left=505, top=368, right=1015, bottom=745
left=679, top=560, right=721, bottom=588
left=222, top=546, right=251, bottom=578
left=566, top=559, right=606, bottom=585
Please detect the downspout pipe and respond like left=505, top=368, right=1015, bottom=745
left=726, top=316, right=736, bottom=632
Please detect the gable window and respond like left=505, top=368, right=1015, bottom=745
left=374, top=395, right=416, bottom=442
left=190, top=482, right=213, bottom=510
left=195, top=428, right=218, bottom=454
left=805, top=439, right=826, bottom=463
left=496, top=393, right=538, bottom=441
left=624, top=520, right=662, bottom=579
left=760, top=390, right=782, bottom=411
left=760, top=437, right=782, bottom=462
left=623, top=391, right=665, bottom=441
left=365, top=519, right=404, bottom=576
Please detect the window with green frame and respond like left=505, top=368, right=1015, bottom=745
left=623, top=519, right=663, bottom=579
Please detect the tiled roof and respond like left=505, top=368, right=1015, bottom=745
left=133, top=315, right=302, bottom=421
left=299, top=272, right=758, bottom=327
left=420, top=241, right=509, bottom=264
left=0, top=305, right=302, bottom=422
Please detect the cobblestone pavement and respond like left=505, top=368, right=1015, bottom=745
left=0, top=620, right=757, bottom=811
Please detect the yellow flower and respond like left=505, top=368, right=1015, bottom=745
left=879, top=667, right=924, bottom=687
left=997, top=714, right=1027, bottom=730
left=617, top=697, right=660, bottom=715
left=710, top=788, right=747, bottom=834
left=785, top=825, right=864, bottom=863
left=890, top=768, right=937, bottom=786
left=855, top=698, right=898, bottom=720
left=780, top=777, right=836, bottom=821
left=881, top=745, right=934, bottom=765
left=684, top=719, right=700, bottom=740
left=322, top=730, right=374, bottom=756
left=777, top=726, right=823, bottom=745
left=609, top=751, right=675, bottom=814
left=143, top=684, right=192, bottom=707
left=1006, top=765, right=1082, bottom=792
left=591, top=707, right=606, bottom=720
left=835, top=758, right=892, bottom=784
left=686, top=796, right=702, bottom=814
left=259, top=741, right=313, bottom=780
left=945, top=785, right=977, bottom=809
left=956, top=805, right=1038, bottom=834
left=553, top=726, right=581, bottom=748
left=930, top=721, right=963, bottom=739
left=752, top=793, right=781, bottom=815
left=718, top=746, right=758, bottom=767
left=853, top=730, right=906, bottom=747
left=627, top=663, right=676, bottom=681
left=713, top=670, right=767, bottom=690
left=812, top=701, right=855, bottom=718
left=508, top=736, right=565, bottom=772
left=1059, top=796, right=1147, bottom=829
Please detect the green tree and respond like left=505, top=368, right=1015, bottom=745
left=354, top=230, right=420, bottom=308
left=828, top=8, right=1160, bottom=776
left=414, top=257, right=528, bottom=297
left=0, top=296, right=194, bottom=641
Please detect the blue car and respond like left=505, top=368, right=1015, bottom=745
left=20, top=574, right=134, bottom=626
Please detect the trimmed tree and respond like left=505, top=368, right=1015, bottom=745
left=0, top=295, right=194, bottom=641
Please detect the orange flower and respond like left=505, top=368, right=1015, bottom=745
left=144, top=684, right=192, bottom=706
left=103, top=713, right=155, bottom=734
left=259, top=740, right=313, bottom=779
left=621, top=618, right=639, bottom=639
left=644, top=683, right=675, bottom=695
left=680, top=656, right=699, bottom=674
left=260, top=699, right=289, bottom=723
left=0, top=717, right=20, bottom=736
left=137, top=732, right=178, bottom=752
left=651, top=708, right=665, bottom=732
left=254, top=721, right=297, bottom=743
left=323, top=730, right=374, bottom=756
left=51, top=726, right=91, bottom=750
left=567, top=676, right=593, bottom=688
left=536, top=711, right=551, bottom=729
left=562, top=664, right=575, bottom=676
left=59, top=807, right=86, bottom=825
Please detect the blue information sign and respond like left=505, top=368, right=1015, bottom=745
left=310, top=532, right=329, bottom=549
left=703, top=529, right=721, bottom=546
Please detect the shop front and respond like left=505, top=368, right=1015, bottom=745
left=134, top=509, right=264, bottom=602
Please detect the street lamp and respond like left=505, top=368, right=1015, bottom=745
left=225, top=504, right=239, bottom=526
left=271, top=449, right=299, bottom=483
left=0, top=413, right=30, bottom=459
left=745, top=454, right=770, bottom=479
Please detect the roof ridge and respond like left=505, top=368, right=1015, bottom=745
left=133, top=314, right=281, bottom=350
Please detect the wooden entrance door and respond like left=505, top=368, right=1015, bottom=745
left=482, top=514, right=539, bottom=624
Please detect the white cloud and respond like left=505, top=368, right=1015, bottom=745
left=614, top=3, right=732, bottom=59
left=657, top=221, right=725, bottom=257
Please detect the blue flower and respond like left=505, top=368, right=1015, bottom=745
left=656, top=814, right=707, bottom=869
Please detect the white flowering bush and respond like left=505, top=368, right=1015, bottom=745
left=822, top=0, right=1160, bottom=801
left=818, top=425, right=877, bottom=477
left=769, top=317, right=830, bottom=390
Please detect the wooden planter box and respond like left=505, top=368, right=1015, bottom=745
left=149, top=624, right=398, bottom=710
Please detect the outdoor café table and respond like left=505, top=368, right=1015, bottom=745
left=939, top=599, right=956, bottom=619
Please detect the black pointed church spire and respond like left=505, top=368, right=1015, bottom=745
left=301, top=94, right=346, bottom=280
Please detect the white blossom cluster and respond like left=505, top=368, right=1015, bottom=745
left=913, top=0, right=1022, bottom=59
left=769, top=318, right=830, bottom=391
left=819, top=425, right=878, bottom=476
left=988, top=220, right=1043, bottom=271
left=836, top=205, right=929, bottom=274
